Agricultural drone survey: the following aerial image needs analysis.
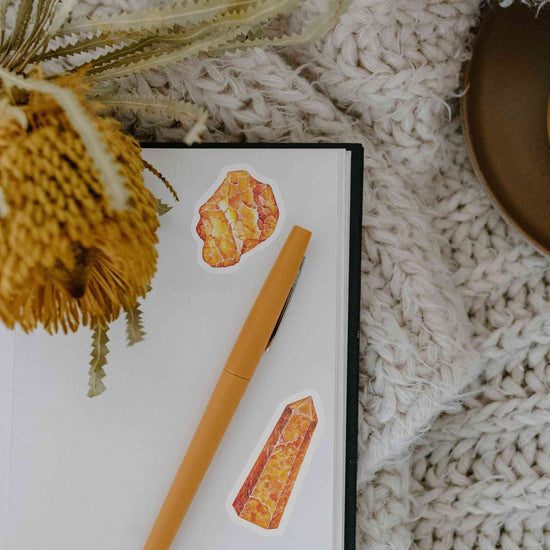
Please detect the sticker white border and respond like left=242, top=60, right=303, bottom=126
left=225, top=389, right=324, bottom=537
left=191, top=163, right=286, bottom=274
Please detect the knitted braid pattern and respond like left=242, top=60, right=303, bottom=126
left=70, top=0, right=550, bottom=548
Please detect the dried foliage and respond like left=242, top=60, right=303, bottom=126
left=88, top=323, right=109, bottom=397
left=125, top=302, right=146, bottom=347
left=0, top=0, right=350, bottom=396
left=0, top=0, right=350, bottom=223
left=156, top=198, right=173, bottom=216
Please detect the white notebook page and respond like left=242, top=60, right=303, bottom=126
left=0, top=147, right=350, bottom=550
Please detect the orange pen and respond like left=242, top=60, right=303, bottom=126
left=144, top=225, right=312, bottom=550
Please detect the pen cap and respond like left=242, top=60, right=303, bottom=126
left=224, top=225, right=311, bottom=380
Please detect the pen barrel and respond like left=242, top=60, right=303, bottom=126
left=144, top=226, right=311, bottom=550
left=224, top=225, right=312, bottom=380
left=143, top=369, right=249, bottom=550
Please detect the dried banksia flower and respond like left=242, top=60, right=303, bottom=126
left=0, top=71, right=159, bottom=334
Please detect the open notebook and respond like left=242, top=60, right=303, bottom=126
left=0, top=144, right=362, bottom=550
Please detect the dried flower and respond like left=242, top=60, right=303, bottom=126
left=0, top=71, right=159, bottom=333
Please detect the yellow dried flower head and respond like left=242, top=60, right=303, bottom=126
left=0, top=71, right=159, bottom=333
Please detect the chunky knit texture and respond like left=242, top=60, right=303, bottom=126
left=70, top=0, right=550, bottom=547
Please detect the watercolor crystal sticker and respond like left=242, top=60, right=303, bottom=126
left=231, top=395, right=319, bottom=533
left=195, top=169, right=280, bottom=269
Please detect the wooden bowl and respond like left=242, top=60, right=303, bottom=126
left=461, top=2, right=550, bottom=255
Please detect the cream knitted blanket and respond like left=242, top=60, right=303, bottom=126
left=78, top=0, right=550, bottom=548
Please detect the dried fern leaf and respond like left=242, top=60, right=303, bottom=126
left=86, top=29, right=233, bottom=82
left=206, top=29, right=305, bottom=57
left=80, top=35, right=166, bottom=73
left=81, top=6, right=272, bottom=76
left=68, top=25, right=220, bottom=71
left=2, top=0, right=35, bottom=59
left=0, top=0, right=9, bottom=48
left=40, top=30, right=142, bottom=62
left=0, top=67, right=130, bottom=210
left=155, top=198, right=172, bottom=216
left=125, top=303, right=145, bottom=347
left=84, top=6, right=274, bottom=72
left=208, top=0, right=352, bottom=56
left=10, top=0, right=59, bottom=70
left=75, top=29, right=231, bottom=76
left=12, top=0, right=35, bottom=46
left=78, top=28, right=203, bottom=72
left=55, top=0, right=260, bottom=38
left=84, top=0, right=305, bottom=81
left=94, top=92, right=207, bottom=146
left=142, top=159, right=180, bottom=201
left=35, top=0, right=55, bottom=20
left=28, top=0, right=57, bottom=39
left=88, top=323, right=109, bottom=398
left=80, top=2, right=272, bottom=73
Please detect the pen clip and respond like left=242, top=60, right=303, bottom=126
left=265, top=258, right=305, bottom=352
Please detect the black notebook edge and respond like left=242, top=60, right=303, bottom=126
left=345, top=144, right=363, bottom=550
left=141, top=142, right=363, bottom=550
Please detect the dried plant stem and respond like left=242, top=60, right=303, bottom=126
left=144, top=160, right=180, bottom=202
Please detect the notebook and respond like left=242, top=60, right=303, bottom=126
left=0, top=143, right=363, bottom=550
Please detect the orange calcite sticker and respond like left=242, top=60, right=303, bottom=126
left=232, top=396, right=318, bottom=530
left=196, top=170, right=279, bottom=268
